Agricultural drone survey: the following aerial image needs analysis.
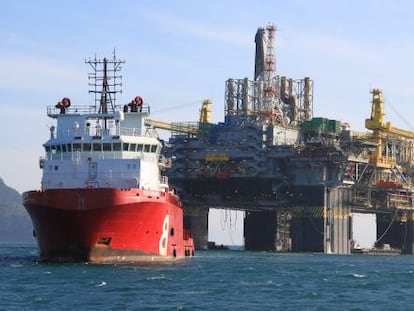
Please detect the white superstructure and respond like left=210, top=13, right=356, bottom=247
left=41, top=104, right=167, bottom=191
left=40, top=55, right=168, bottom=192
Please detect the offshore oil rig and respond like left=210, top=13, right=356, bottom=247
left=155, top=24, right=414, bottom=254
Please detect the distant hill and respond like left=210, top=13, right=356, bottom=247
left=0, top=179, right=33, bottom=242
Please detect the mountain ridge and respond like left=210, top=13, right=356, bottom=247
left=0, top=178, right=33, bottom=242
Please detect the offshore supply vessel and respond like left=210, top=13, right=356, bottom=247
left=23, top=55, right=195, bottom=262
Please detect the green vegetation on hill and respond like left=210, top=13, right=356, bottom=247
left=0, top=179, right=33, bottom=242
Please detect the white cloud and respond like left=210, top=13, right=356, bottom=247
left=136, top=9, right=251, bottom=46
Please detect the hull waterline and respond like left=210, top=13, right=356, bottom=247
left=23, top=188, right=195, bottom=263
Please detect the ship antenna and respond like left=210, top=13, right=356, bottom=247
left=85, top=52, right=125, bottom=114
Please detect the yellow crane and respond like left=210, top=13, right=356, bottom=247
left=145, top=99, right=212, bottom=135
left=365, top=88, right=414, bottom=168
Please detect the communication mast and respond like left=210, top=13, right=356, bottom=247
left=85, top=52, right=125, bottom=114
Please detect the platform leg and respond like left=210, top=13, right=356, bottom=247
left=184, top=206, right=209, bottom=250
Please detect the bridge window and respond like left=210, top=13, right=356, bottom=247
left=67, top=144, right=72, bottom=152
left=123, top=143, right=129, bottom=151
left=151, top=145, right=157, bottom=153
left=113, top=143, right=121, bottom=151
left=144, top=144, right=150, bottom=152
left=103, top=143, right=112, bottom=151
left=83, top=143, right=91, bottom=151
left=130, top=143, right=137, bottom=152
left=45, top=146, right=51, bottom=158
left=137, top=144, right=143, bottom=152
left=73, top=143, right=81, bottom=151
left=62, top=144, right=67, bottom=152
left=93, top=143, right=101, bottom=151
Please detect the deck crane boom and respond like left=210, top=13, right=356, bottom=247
left=365, top=88, right=414, bottom=168
left=145, top=99, right=212, bottom=135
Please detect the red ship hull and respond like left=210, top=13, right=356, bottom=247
left=23, top=188, right=194, bottom=263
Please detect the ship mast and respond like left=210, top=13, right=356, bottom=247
left=85, top=52, right=124, bottom=127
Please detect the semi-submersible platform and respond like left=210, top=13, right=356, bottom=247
left=156, top=24, right=414, bottom=254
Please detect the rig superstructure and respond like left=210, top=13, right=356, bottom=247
left=158, top=24, right=414, bottom=254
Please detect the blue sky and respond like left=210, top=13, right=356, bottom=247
left=1, top=1, right=413, bottom=245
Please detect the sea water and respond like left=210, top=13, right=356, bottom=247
left=1, top=243, right=414, bottom=310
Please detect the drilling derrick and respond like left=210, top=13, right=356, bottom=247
left=225, top=24, right=312, bottom=126
left=260, top=24, right=281, bottom=122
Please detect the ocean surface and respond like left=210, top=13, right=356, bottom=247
left=1, top=243, right=414, bottom=310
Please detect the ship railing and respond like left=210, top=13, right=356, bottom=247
left=44, top=147, right=164, bottom=161
left=55, top=127, right=119, bottom=138
left=47, top=105, right=124, bottom=117
left=47, top=104, right=152, bottom=117
left=45, top=150, right=126, bottom=161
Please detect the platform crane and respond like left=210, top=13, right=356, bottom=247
left=353, top=88, right=414, bottom=211
left=365, top=88, right=414, bottom=168
left=145, top=99, right=212, bottom=135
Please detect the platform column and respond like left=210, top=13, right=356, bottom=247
left=290, top=206, right=324, bottom=252
left=275, top=209, right=292, bottom=251
left=401, top=211, right=414, bottom=254
left=184, top=206, right=209, bottom=250
left=324, top=187, right=352, bottom=254
left=244, top=210, right=278, bottom=251
left=376, top=211, right=402, bottom=249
